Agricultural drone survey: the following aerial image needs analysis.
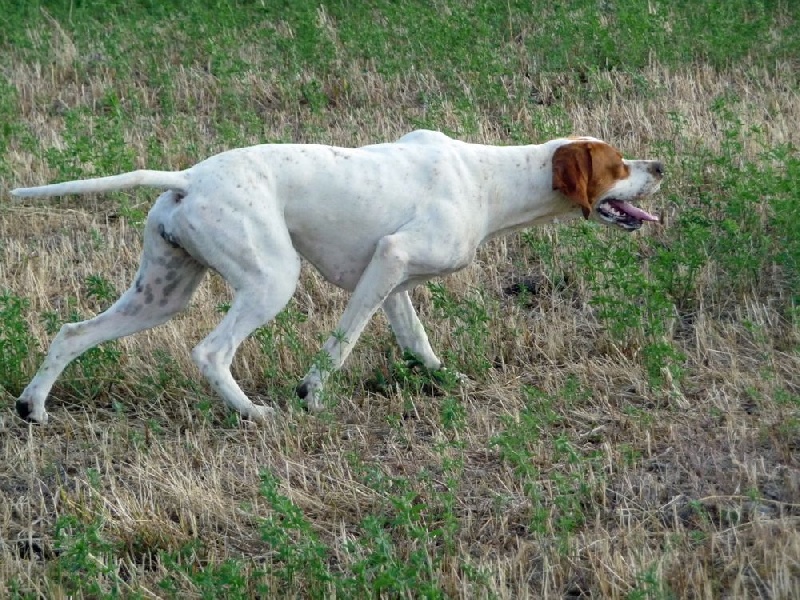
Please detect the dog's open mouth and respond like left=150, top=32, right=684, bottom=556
left=597, top=198, right=659, bottom=231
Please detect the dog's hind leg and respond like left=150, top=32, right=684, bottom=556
left=16, top=208, right=207, bottom=423
left=181, top=197, right=302, bottom=422
left=190, top=257, right=301, bottom=421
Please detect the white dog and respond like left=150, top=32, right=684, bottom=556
left=11, top=130, right=663, bottom=423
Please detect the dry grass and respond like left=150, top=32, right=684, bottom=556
left=1, top=11, right=799, bottom=599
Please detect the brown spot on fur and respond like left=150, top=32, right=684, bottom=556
left=163, top=279, right=179, bottom=298
left=122, top=303, right=143, bottom=316
left=166, top=256, right=185, bottom=269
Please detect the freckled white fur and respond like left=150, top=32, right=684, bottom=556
left=10, top=130, right=662, bottom=423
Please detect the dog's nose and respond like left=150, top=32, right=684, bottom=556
left=650, top=161, right=665, bottom=178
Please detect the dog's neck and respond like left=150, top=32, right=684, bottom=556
left=477, top=141, right=580, bottom=243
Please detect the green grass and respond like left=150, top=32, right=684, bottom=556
left=3, top=1, right=798, bottom=151
left=2, top=0, right=799, bottom=598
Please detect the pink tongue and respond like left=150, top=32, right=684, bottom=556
left=608, top=200, right=658, bottom=222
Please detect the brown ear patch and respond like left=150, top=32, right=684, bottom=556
left=552, top=141, right=629, bottom=219
left=552, top=143, right=592, bottom=218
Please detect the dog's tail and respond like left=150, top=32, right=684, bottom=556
left=10, top=170, right=189, bottom=198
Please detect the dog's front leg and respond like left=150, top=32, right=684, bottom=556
left=297, top=234, right=416, bottom=411
left=382, top=290, right=442, bottom=369
left=382, top=289, right=470, bottom=386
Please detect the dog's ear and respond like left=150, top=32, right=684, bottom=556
left=552, top=143, right=592, bottom=218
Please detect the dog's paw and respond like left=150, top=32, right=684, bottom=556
left=247, top=404, right=276, bottom=423
left=435, top=367, right=471, bottom=388
left=16, top=398, right=48, bottom=424
left=295, top=381, right=325, bottom=413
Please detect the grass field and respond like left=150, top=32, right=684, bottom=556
left=1, top=0, right=798, bottom=597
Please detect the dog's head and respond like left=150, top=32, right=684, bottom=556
left=552, top=138, right=663, bottom=231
